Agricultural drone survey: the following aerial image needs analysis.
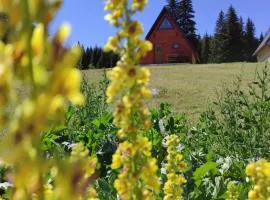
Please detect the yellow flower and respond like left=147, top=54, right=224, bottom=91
left=31, top=23, right=45, bottom=58
left=104, top=0, right=125, bottom=11
left=246, top=163, right=256, bottom=176
left=246, top=160, right=270, bottom=199
left=137, top=67, right=150, bottom=84
left=111, top=153, right=122, bottom=169
left=131, top=0, right=148, bottom=11
left=104, top=10, right=122, bottom=26
left=51, top=68, right=84, bottom=105
left=54, top=23, right=71, bottom=44
left=138, top=40, right=153, bottom=56
left=104, top=36, right=119, bottom=52
left=125, top=21, right=143, bottom=37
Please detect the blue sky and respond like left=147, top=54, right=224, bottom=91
left=49, top=0, right=270, bottom=47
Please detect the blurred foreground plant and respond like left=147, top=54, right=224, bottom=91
left=0, top=0, right=97, bottom=199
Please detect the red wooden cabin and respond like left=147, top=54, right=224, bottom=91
left=141, top=7, right=199, bottom=65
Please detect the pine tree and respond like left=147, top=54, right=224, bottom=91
left=209, top=10, right=229, bottom=63
left=243, top=18, right=258, bottom=61
left=200, top=33, right=211, bottom=63
left=178, top=0, right=198, bottom=48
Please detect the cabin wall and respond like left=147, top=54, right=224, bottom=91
left=141, top=13, right=196, bottom=65
left=257, top=45, right=270, bottom=62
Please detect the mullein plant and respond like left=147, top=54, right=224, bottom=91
left=225, top=182, right=240, bottom=200
left=163, top=135, right=187, bottom=200
left=104, top=0, right=160, bottom=199
left=246, top=160, right=270, bottom=200
left=0, top=0, right=97, bottom=199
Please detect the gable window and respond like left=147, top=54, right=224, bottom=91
left=159, top=17, right=173, bottom=29
left=172, top=43, right=180, bottom=49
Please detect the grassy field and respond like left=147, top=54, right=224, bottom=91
left=82, top=62, right=265, bottom=123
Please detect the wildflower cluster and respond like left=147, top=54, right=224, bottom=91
left=0, top=0, right=96, bottom=199
left=163, top=135, right=187, bottom=200
left=104, top=0, right=160, bottom=199
left=246, top=159, right=270, bottom=200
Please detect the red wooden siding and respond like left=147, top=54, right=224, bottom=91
left=141, top=8, right=198, bottom=65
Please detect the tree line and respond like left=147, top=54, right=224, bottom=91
left=167, top=0, right=263, bottom=64
left=199, top=6, right=262, bottom=63
left=77, top=44, right=119, bottom=69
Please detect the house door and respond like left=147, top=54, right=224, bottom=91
left=155, top=44, right=162, bottom=64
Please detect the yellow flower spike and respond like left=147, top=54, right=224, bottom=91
left=164, top=135, right=187, bottom=200
left=105, top=0, right=160, bottom=198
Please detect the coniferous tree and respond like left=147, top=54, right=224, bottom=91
left=238, top=16, right=246, bottom=60
left=259, top=32, right=264, bottom=43
left=88, top=47, right=93, bottom=67
left=166, top=0, right=180, bottom=19
left=97, top=51, right=105, bottom=68
left=178, top=0, right=198, bottom=48
left=224, top=6, right=243, bottom=62
left=81, top=45, right=88, bottom=69
left=243, top=18, right=258, bottom=61
left=92, top=46, right=100, bottom=67
left=209, top=10, right=229, bottom=63
left=200, top=33, right=211, bottom=63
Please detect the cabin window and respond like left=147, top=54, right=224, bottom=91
left=159, top=17, right=173, bottom=29
left=172, top=43, right=180, bottom=49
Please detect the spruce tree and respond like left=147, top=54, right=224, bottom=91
left=224, top=6, right=243, bottom=62
left=166, top=0, right=180, bottom=19
left=243, top=18, right=258, bottom=61
left=239, top=16, right=246, bottom=60
left=259, top=33, right=264, bottom=43
left=209, top=10, right=229, bottom=63
left=200, top=33, right=211, bottom=63
left=178, top=0, right=198, bottom=48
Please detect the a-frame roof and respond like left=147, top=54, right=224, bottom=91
left=145, top=6, right=198, bottom=58
left=253, top=29, right=270, bottom=56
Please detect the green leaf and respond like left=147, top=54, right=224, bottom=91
left=193, top=161, right=218, bottom=187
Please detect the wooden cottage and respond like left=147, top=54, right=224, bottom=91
left=141, top=7, right=199, bottom=65
left=253, top=30, right=270, bottom=62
